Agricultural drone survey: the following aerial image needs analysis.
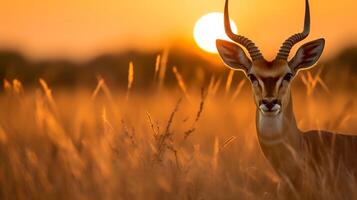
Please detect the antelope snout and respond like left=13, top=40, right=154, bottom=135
left=259, top=98, right=281, bottom=115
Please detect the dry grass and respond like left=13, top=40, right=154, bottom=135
left=0, top=60, right=356, bottom=200
left=126, top=62, right=135, bottom=101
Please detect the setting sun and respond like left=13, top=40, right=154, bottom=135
left=193, top=12, right=237, bottom=54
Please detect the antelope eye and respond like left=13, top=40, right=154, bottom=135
left=283, top=73, right=294, bottom=82
left=248, top=74, right=258, bottom=83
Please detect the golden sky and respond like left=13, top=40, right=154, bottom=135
left=0, top=0, right=356, bottom=61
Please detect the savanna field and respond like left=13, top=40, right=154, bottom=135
left=0, top=56, right=356, bottom=200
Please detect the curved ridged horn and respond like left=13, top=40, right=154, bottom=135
left=276, top=0, right=310, bottom=60
left=224, top=0, right=263, bottom=61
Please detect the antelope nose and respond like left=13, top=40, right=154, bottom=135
left=261, top=99, right=280, bottom=110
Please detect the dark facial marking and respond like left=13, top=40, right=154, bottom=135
left=261, top=77, right=280, bottom=97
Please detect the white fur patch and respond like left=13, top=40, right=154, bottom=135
left=258, top=112, right=284, bottom=144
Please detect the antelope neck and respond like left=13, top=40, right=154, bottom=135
left=256, top=94, right=301, bottom=148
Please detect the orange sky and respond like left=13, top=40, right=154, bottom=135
left=0, top=0, right=356, bottom=61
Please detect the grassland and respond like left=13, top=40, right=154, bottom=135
left=0, top=58, right=356, bottom=200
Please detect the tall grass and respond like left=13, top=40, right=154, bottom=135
left=0, top=59, right=356, bottom=200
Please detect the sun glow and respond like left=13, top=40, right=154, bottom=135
left=193, top=12, right=237, bottom=54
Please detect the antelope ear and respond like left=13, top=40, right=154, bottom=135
left=216, top=39, right=252, bottom=72
left=289, top=38, right=325, bottom=72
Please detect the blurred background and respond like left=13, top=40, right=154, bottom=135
left=0, top=0, right=356, bottom=90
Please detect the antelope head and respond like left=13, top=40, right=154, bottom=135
left=216, top=0, right=325, bottom=116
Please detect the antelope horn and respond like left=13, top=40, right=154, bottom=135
left=276, top=0, right=311, bottom=60
left=224, top=0, right=263, bottom=61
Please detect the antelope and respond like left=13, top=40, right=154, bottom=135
left=216, top=0, right=357, bottom=198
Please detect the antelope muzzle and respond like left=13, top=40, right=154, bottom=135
left=259, top=98, right=282, bottom=115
